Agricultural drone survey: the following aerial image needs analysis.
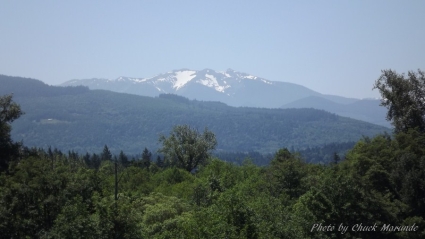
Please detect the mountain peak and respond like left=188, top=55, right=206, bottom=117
left=60, top=68, right=322, bottom=108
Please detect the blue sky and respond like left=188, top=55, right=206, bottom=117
left=1, top=1, right=424, bottom=99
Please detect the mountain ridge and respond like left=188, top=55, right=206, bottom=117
left=61, top=68, right=388, bottom=127
left=0, top=74, right=389, bottom=155
left=61, top=68, right=351, bottom=107
left=281, top=96, right=390, bottom=127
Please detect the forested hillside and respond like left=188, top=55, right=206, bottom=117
left=281, top=96, right=389, bottom=127
left=1, top=74, right=388, bottom=156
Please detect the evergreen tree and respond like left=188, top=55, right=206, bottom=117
left=47, top=146, right=54, bottom=159
left=101, top=145, right=112, bottom=161
left=83, top=152, right=91, bottom=167
left=332, top=152, right=340, bottom=165
left=155, top=155, right=164, bottom=168
left=68, top=150, right=79, bottom=160
left=91, top=153, right=101, bottom=170
left=118, top=150, right=129, bottom=167
left=141, top=147, right=151, bottom=169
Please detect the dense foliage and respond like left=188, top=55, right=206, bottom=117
left=1, top=130, right=424, bottom=238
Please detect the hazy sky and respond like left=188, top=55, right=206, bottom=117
left=1, top=1, right=424, bottom=99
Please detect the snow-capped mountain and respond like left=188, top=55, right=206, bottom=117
left=61, top=68, right=339, bottom=108
left=60, top=68, right=389, bottom=126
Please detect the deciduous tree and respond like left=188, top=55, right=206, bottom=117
left=374, top=69, right=425, bottom=133
left=0, top=94, right=23, bottom=172
left=159, top=125, right=217, bottom=172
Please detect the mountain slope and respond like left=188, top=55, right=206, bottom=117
left=281, top=96, right=390, bottom=127
left=61, top=68, right=327, bottom=108
left=61, top=68, right=386, bottom=126
left=2, top=74, right=389, bottom=154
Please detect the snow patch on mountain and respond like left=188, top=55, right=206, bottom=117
left=131, top=78, right=147, bottom=83
left=117, top=77, right=125, bottom=81
left=62, top=69, right=276, bottom=96
left=261, top=79, right=272, bottom=85
left=245, top=75, right=257, bottom=80
left=197, top=74, right=230, bottom=93
left=219, top=71, right=232, bottom=78
left=174, top=71, right=196, bottom=89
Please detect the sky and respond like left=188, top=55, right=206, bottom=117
left=1, top=1, right=424, bottom=99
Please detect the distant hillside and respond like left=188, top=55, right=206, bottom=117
left=281, top=96, right=390, bottom=127
left=0, top=74, right=90, bottom=97
left=213, top=140, right=356, bottom=165
left=1, top=74, right=389, bottom=155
